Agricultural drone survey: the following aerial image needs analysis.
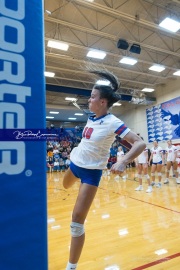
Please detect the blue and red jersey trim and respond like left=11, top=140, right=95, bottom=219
left=115, top=124, right=128, bottom=135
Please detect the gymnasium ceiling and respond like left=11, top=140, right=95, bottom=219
left=44, top=0, right=180, bottom=123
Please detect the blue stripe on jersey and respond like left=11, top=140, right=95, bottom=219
left=115, top=124, right=127, bottom=135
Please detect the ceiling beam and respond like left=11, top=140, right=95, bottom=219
left=45, top=17, right=180, bottom=57
left=46, top=103, right=78, bottom=110
left=72, top=0, right=180, bottom=38
left=46, top=72, right=155, bottom=87
left=46, top=52, right=166, bottom=80
left=45, top=37, right=179, bottom=72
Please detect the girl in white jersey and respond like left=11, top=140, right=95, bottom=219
left=135, top=143, right=152, bottom=193
left=117, top=146, right=125, bottom=162
left=63, top=70, right=146, bottom=270
left=176, top=145, right=180, bottom=181
left=115, top=146, right=127, bottom=180
left=148, top=140, right=164, bottom=188
left=164, top=140, right=180, bottom=184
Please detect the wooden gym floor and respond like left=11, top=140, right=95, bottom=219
left=47, top=168, right=180, bottom=270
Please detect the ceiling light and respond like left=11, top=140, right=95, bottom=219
left=142, top=88, right=155, bottom=92
left=155, top=249, right=168, bottom=256
left=119, top=57, right=137, bottom=65
left=96, top=80, right=110, bottom=86
left=173, top=70, right=180, bottom=76
left=44, top=71, right=55, bottom=77
left=75, top=113, right=84, bottom=116
left=47, top=40, right=69, bottom=51
left=159, top=17, right=180, bottom=33
left=87, top=50, right=106, bottom=59
left=68, top=118, right=77, bottom=120
left=113, top=102, right=122, bottom=106
left=49, top=111, right=59, bottom=114
left=149, top=65, right=165, bottom=72
left=65, top=97, right=77, bottom=101
left=46, top=116, right=54, bottom=119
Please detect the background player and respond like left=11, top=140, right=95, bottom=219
left=148, top=140, right=164, bottom=188
left=115, top=146, right=128, bottom=180
left=164, top=140, right=179, bottom=184
left=135, top=142, right=152, bottom=193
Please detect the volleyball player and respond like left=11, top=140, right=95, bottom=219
left=135, top=145, right=152, bottom=193
left=62, top=70, right=146, bottom=270
left=164, top=140, right=180, bottom=184
left=115, top=146, right=127, bottom=180
left=148, top=140, right=164, bottom=188
left=117, top=146, right=125, bottom=162
left=176, top=145, right=180, bottom=182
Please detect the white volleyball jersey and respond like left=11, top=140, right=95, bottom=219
left=137, top=148, right=148, bottom=164
left=117, top=151, right=124, bottom=162
left=70, top=113, right=130, bottom=169
left=166, top=145, right=178, bottom=162
left=176, top=145, right=180, bottom=163
left=151, top=146, right=163, bottom=163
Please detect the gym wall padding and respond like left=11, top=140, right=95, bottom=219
left=0, top=1, right=47, bottom=269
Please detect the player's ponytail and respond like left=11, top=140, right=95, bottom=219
left=90, top=70, right=121, bottom=108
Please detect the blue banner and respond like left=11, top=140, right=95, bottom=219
left=146, top=96, right=180, bottom=142
left=0, top=1, right=47, bottom=269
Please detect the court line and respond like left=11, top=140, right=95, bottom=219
left=128, top=196, right=180, bottom=214
left=99, top=182, right=180, bottom=269
left=99, top=187, right=180, bottom=214
left=131, top=252, right=180, bottom=270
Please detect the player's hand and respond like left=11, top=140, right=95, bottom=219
left=110, top=161, right=126, bottom=175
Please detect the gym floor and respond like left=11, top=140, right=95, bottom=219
left=47, top=168, right=180, bottom=270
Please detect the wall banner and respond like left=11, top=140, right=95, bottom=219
left=146, top=96, right=180, bottom=142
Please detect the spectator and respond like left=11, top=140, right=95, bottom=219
left=53, top=158, right=60, bottom=172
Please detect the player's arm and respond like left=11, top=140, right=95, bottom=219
left=161, top=150, right=165, bottom=165
left=111, top=131, right=146, bottom=173
left=145, top=151, right=148, bottom=164
left=174, top=149, right=178, bottom=162
left=165, top=151, right=168, bottom=163
left=135, top=157, right=138, bottom=167
left=148, top=151, right=153, bottom=165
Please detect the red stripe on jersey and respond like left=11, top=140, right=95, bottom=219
left=119, top=139, right=132, bottom=150
left=115, top=124, right=127, bottom=135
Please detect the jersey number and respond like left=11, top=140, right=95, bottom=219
left=83, top=127, right=94, bottom=139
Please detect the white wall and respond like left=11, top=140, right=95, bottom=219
left=121, top=77, right=180, bottom=149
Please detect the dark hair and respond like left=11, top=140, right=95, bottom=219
left=90, top=70, right=121, bottom=108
